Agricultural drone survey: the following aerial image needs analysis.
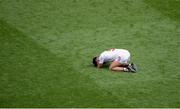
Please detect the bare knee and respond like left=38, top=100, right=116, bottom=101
left=109, top=66, right=114, bottom=71
left=109, top=61, right=123, bottom=71
left=109, top=66, right=125, bottom=72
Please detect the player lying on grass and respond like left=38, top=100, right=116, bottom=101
left=92, top=48, right=137, bottom=73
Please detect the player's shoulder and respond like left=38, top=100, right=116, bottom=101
left=100, top=51, right=107, bottom=56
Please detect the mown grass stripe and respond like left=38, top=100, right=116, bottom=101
left=0, top=20, right=124, bottom=107
left=0, top=0, right=179, bottom=107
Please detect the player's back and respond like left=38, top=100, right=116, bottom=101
left=104, top=48, right=129, bottom=55
left=99, top=48, right=130, bottom=62
left=113, top=49, right=130, bottom=57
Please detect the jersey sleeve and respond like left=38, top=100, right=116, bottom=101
left=98, top=55, right=104, bottom=64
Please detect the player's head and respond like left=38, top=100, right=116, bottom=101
left=92, top=57, right=98, bottom=67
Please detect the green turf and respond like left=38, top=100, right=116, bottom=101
left=0, top=0, right=180, bottom=107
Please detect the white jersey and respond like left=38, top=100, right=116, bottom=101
left=98, top=48, right=130, bottom=64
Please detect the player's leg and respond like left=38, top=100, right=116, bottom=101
left=109, top=61, right=129, bottom=72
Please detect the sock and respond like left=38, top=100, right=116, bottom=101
left=123, top=68, right=129, bottom=72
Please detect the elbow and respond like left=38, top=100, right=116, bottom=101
left=98, top=66, right=102, bottom=69
left=97, top=64, right=103, bottom=68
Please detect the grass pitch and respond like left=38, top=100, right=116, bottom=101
left=0, top=0, right=180, bottom=107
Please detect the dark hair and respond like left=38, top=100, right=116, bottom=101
left=92, top=57, right=97, bottom=67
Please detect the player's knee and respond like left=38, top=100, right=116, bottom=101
left=109, top=66, right=113, bottom=71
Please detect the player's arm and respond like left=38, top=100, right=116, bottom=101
left=97, top=62, right=103, bottom=68
left=97, top=56, right=104, bottom=68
